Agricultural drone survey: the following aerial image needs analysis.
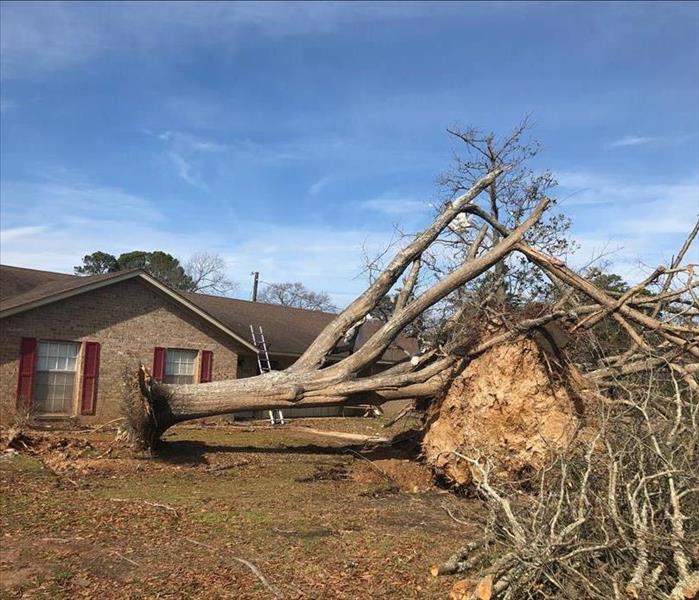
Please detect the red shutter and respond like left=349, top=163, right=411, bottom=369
left=16, top=337, right=37, bottom=409
left=200, top=350, right=213, bottom=383
left=153, top=347, right=166, bottom=382
left=80, top=342, right=100, bottom=415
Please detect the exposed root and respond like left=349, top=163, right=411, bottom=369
left=436, top=371, right=698, bottom=599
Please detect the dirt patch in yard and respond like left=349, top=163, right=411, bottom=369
left=350, top=459, right=434, bottom=493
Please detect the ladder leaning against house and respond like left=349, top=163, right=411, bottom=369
left=250, top=325, right=285, bottom=425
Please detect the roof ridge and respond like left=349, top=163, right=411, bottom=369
left=1, top=265, right=338, bottom=317
left=0, top=264, right=416, bottom=361
left=0, top=269, right=143, bottom=309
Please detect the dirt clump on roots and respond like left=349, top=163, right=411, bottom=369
left=422, top=337, right=583, bottom=487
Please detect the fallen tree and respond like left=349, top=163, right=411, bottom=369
left=124, top=162, right=698, bottom=453
left=437, top=346, right=698, bottom=599
left=120, top=132, right=698, bottom=597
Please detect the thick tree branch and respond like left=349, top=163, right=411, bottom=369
left=290, top=168, right=504, bottom=371
left=324, top=196, right=550, bottom=376
left=393, top=259, right=421, bottom=314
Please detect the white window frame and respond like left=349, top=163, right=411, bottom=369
left=34, top=340, right=81, bottom=416
left=164, top=348, right=199, bottom=385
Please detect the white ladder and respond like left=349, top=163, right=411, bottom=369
left=250, top=325, right=285, bottom=425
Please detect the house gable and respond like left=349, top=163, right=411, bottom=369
left=0, top=269, right=258, bottom=354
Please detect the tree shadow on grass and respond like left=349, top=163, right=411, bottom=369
left=154, top=435, right=420, bottom=466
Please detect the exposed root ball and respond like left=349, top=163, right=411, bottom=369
left=422, top=337, right=582, bottom=486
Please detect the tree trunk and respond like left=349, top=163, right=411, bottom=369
left=135, top=358, right=453, bottom=438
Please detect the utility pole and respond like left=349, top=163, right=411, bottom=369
left=251, top=271, right=259, bottom=302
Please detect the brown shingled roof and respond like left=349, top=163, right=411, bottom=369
left=0, top=264, right=417, bottom=362
left=353, top=319, right=418, bottom=362
left=0, top=268, right=137, bottom=313
left=181, top=290, right=336, bottom=356
left=0, top=265, right=76, bottom=301
left=181, top=291, right=417, bottom=361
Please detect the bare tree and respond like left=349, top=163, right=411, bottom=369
left=125, top=168, right=507, bottom=446
left=434, top=222, right=699, bottom=599
left=435, top=118, right=575, bottom=305
left=184, top=253, right=237, bottom=296
left=258, top=281, right=337, bottom=312
left=110, top=122, right=699, bottom=599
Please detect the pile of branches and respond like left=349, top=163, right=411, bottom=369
left=438, top=225, right=699, bottom=599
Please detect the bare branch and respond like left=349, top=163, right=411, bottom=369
left=290, top=167, right=504, bottom=371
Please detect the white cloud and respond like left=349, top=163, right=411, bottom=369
left=0, top=177, right=169, bottom=273
left=0, top=215, right=392, bottom=307
left=556, top=169, right=699, bottom=282
left=158, top=130, right=227, bottom=153
left=0, top=2, right=476, bottom=80
left=359, top=195, right=428, bottom=216
left=166, top=151, right=203, bottom=188
left=1, top=178, right=163, bottom=223
left=309, top=175, right=333, bottom=196
left=155, top=130, right=227, bottom=188
left=609, top=135, right=655, bottom=148
left=0, top=175, right=394, bottom=306
left=226, top=221, right=393, bottom=304
left=0, top=225, right=48, bottom=242
left=556, top=171, right=699, bottom=219
left=3, top=167, right=695, bottom=306
left=154, top=129, right=306, bottom=187
left=606, top=133, right=698, bottom=150
left=1, top=2, right=103, bottom=78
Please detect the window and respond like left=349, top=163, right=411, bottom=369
left=164, top=349, right=198, bottom=384
left=34, top=341, right=80, bottom=415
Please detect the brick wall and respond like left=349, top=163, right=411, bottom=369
left=0, top=278, right=255, bottom=425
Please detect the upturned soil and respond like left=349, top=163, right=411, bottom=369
left=423, top=338, right=581, bottom=486
left=1, top=418, right=482, bottom=599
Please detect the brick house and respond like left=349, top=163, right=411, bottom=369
left=0, top=265, right=415, bottom=425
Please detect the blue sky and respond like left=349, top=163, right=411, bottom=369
left=1, top=1, right=698, bottom=305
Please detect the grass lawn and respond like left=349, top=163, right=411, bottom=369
left=1, top=419, right=481, bottom=599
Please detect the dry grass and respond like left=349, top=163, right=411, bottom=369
left=0, top=419, right=480, bottom=599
